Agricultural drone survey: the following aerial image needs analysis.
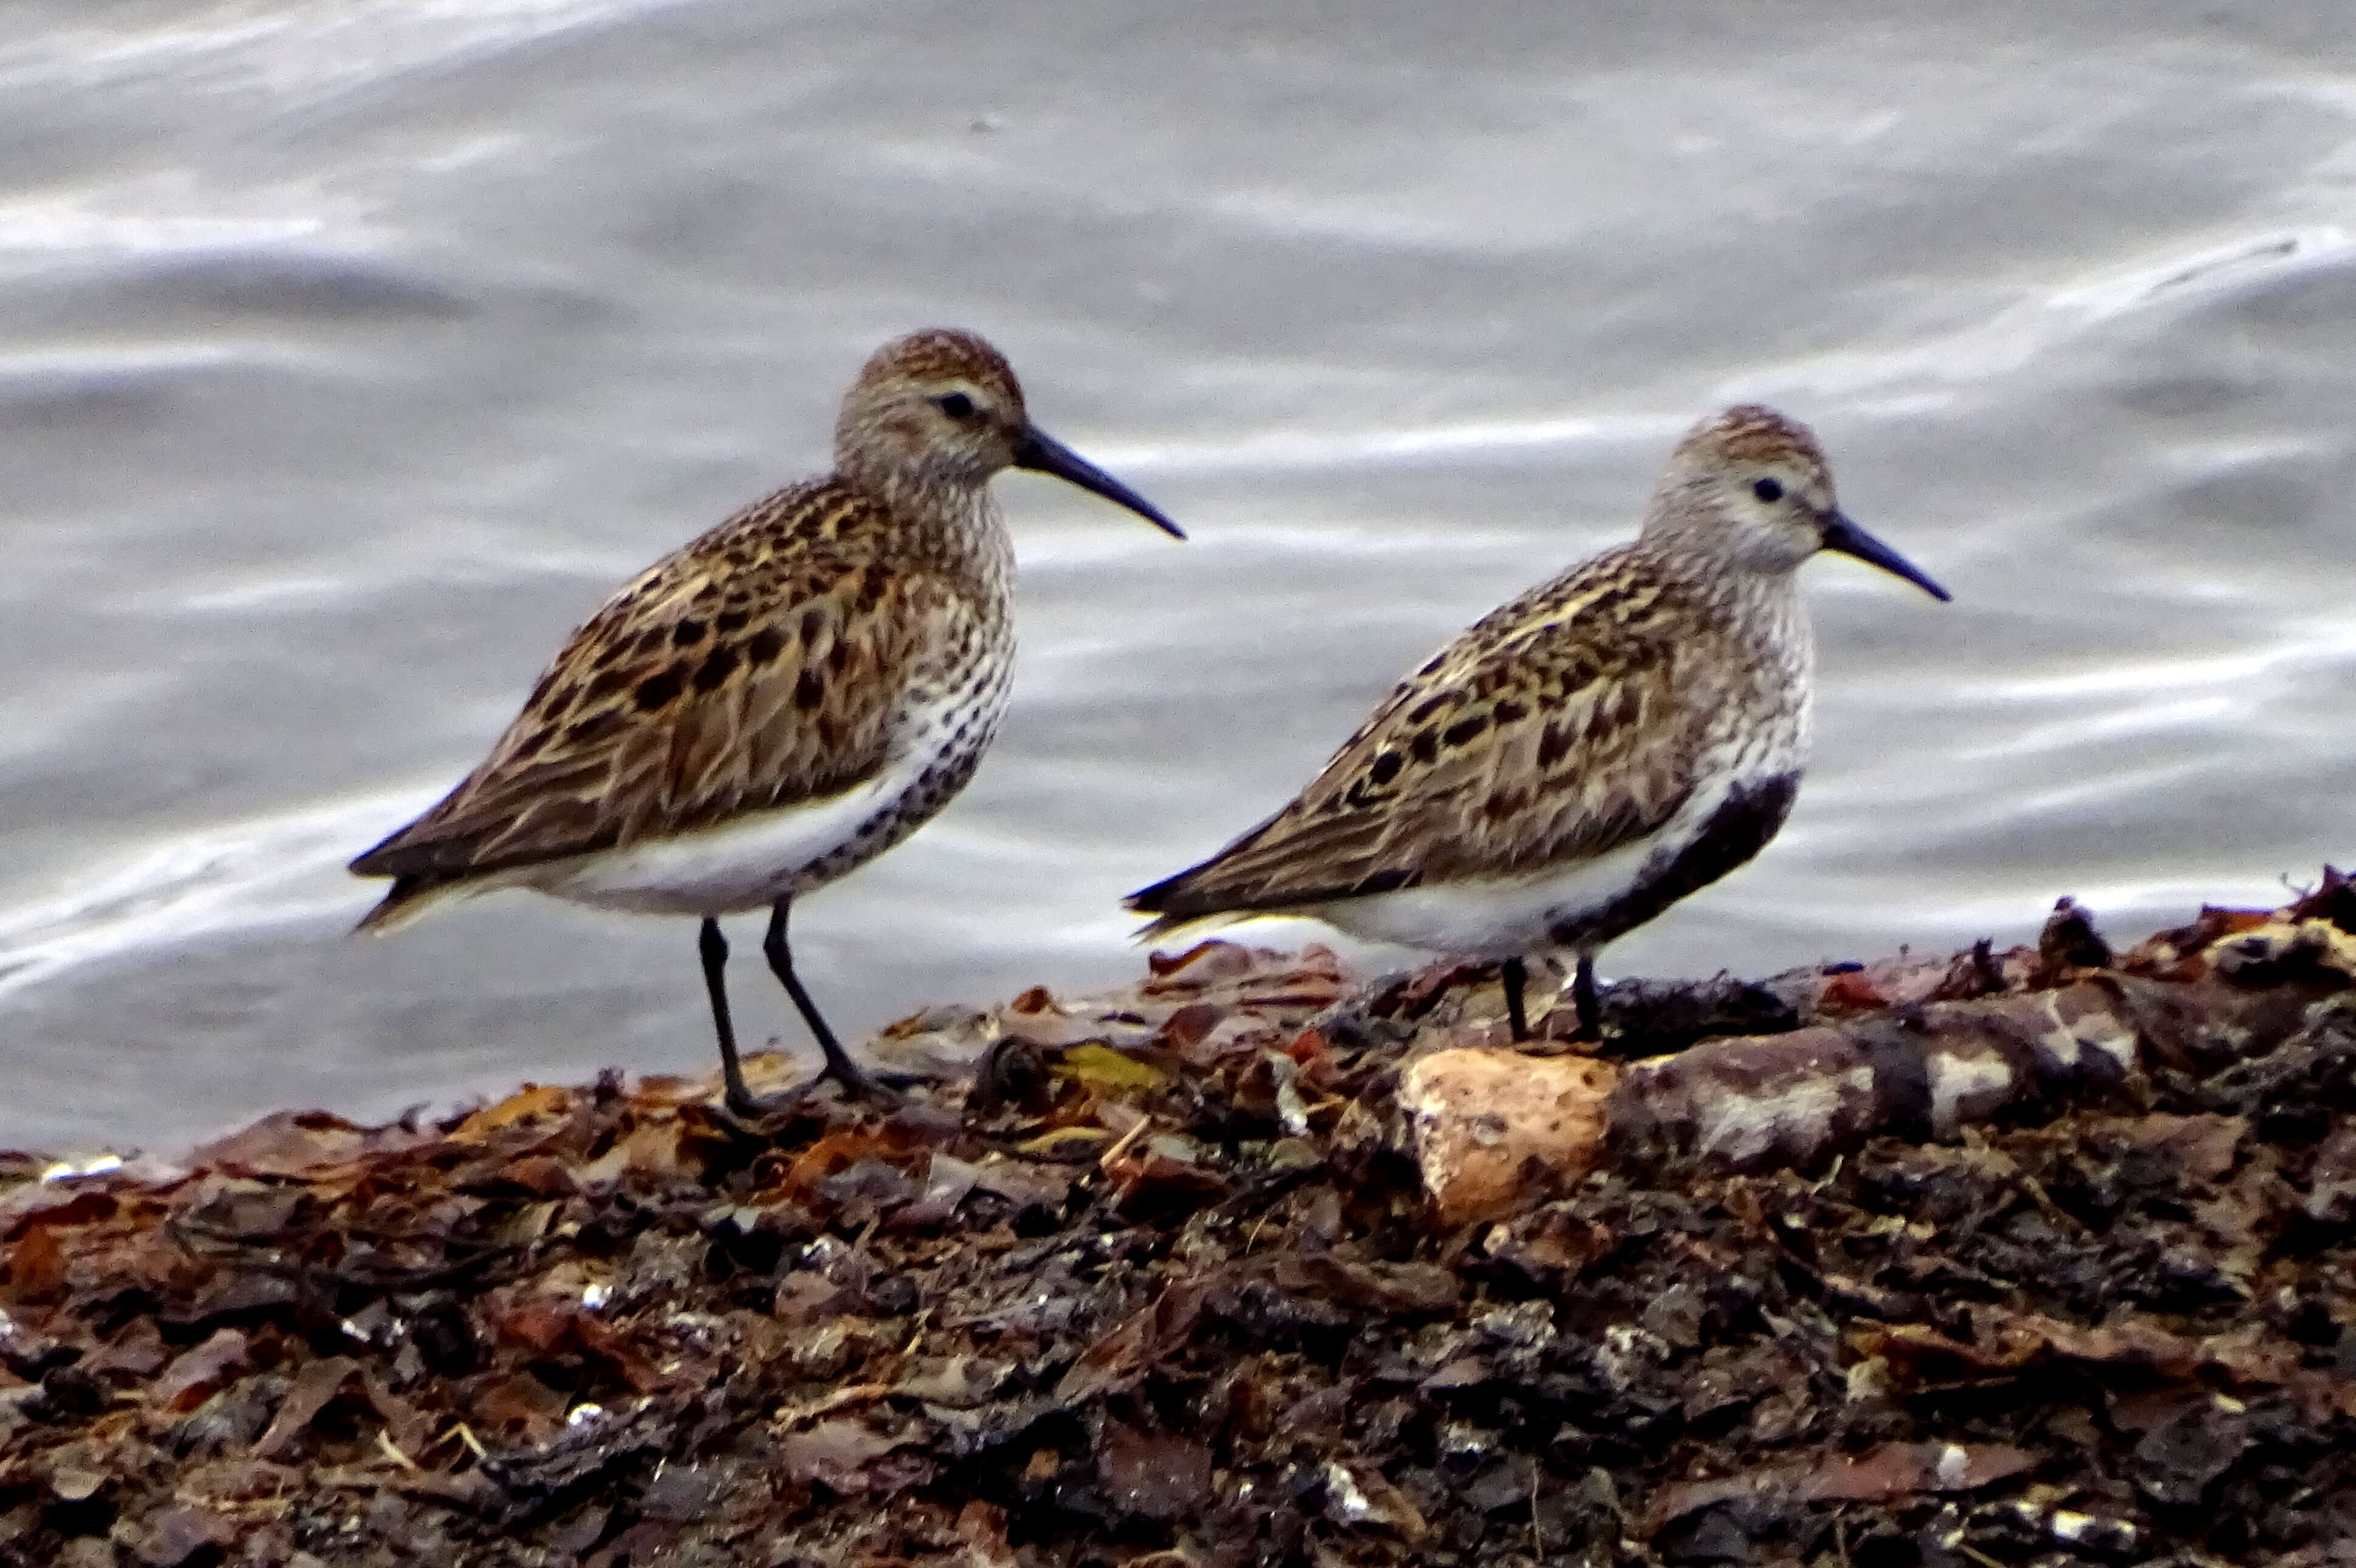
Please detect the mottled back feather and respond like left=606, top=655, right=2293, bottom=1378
left=351, top=477, right=985, bottom=904
left=1129, top=541, right=1721, bottom=926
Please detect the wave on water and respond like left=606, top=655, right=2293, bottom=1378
left=1081, top=227, right=2356, bottom=487
left=1753, top=227, right=2356, bottom=407
left=1083, top=409, right=1688, bottom=480
left=0, top=790, right=438, bottom=1002
left=0, top=0, right=707, bottom=102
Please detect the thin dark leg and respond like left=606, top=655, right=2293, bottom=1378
left=699, top=917, right=762, bottom=1115
left=1501, top=956, right=1529, bottom=1042
left=1572, top=951, right=1601, bottom=1042
left=763, top=898, right=886, bottom=1098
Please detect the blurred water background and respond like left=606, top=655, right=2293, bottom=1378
left=4, top=0, right=2353, bottom=1151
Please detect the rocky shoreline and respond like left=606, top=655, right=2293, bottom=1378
left=2, top=874, right=2352, bottom=1566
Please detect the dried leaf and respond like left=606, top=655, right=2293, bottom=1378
left=449, top=1084, right=572, bottom=1144
left=1052, top=1042, right=1169, bottom=1094
left=1015, top=1126, right=1109, bottom=1159
left=188, top=1111, right=438, bottom=1179
left=254, top=1355, right=363, bottom=1459
left=1322, top=1458, right=1426, bottom=1539
left=1645, top=1441, right=2036, bottom=1533
left=778, top=1416, right=929, bottom=1494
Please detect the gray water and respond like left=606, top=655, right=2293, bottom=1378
left=4, top=0, right=2352, bottom=1154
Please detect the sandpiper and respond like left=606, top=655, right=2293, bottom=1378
left=352, top=329, right=1183, bottom=1111
left=1128, top=405, right=1947, bottom=1042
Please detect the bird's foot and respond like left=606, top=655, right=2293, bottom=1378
left=712, top=1051, right=907, bottom=1131
left=812, top=1050, right=922, bottom=1104
left=713, top=1073, right=812, bottom=1128
left=722, top=1073, right=906, bottom=1126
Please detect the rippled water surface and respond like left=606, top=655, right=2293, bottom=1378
left=5, top=1, right=2354, bottom=1151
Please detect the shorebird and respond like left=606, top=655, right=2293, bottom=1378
left=352, top=329, right=1183, bottom=1111
left=1128, top=405, right=1947, bottom=1042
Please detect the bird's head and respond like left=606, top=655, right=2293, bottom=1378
left=1649, top=404, right=1947, bottom=600
left=835, top=329, right=1182, bottom=537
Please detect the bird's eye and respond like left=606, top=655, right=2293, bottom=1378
left=1751, top=477, right=1784, bottom=504
left=936, top=392, right=976, bottom=420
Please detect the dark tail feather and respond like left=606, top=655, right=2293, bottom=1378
left=352, top=873, right=454, bottom=934
left=1124, top=863, right=1236, bottom=945
left=1122, top=864, right=1196, bottom=917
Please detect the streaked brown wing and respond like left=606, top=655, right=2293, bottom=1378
left=351, top=486, right=952, bottom=882
left=1132, top=552, right=1705, bottom=917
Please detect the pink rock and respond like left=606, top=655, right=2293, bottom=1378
left=1400, top=1049, right=1618, bottom=1228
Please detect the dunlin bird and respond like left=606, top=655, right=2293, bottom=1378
left=352, top=329, right=1182, bottom=1111
left=1128, top=405, right=1946, bottom=1042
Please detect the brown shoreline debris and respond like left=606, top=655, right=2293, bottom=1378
left=0, top=877, right=2352, bottom=1564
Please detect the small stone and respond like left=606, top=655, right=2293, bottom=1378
left=1400, top=1049, right=1617, bottom=1227
left=50, top=1465, right=105, bottom=1502
left=131, top=1505, right=230, bottom=1568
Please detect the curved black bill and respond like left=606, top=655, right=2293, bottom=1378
left=1820, top=512, right=1950, bottom=602
left=1013, top=426, right=1185, bottom=539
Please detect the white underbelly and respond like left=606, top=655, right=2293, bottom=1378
left=1300, top=743, right=1800, bottom=960
left=525, top=766, right=915, bottom=916
left=522, top=669, right=1004, bottom=917
left=1307, top=829, right=1666, bottom=960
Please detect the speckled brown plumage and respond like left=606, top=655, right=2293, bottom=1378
left=1130, top=404, right=1948, bottom=1042
left=1131, top=552, right=1732, bottom=917
left=351, top=327, right=1182, bottom=1108
left=349, top=475, right=1001, bottom=917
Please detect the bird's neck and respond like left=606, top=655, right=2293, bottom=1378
left=853, top=468, right=1012, bottom=603
left=1637, top=532, right=1801, bottom=627
left=1637, top=541, right=1815, bottom=716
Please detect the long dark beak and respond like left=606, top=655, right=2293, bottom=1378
left=1820, top=512, right=1950, bottom=601
left=1013, top=426, right=1185, bottom=539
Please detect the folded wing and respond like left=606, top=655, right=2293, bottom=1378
left=352, top=484, right=958, bottom=922
left=1130, top=558, right=1705, bottom=930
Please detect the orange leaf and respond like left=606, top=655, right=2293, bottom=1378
left=450, top=1084, right=571, bottom=1144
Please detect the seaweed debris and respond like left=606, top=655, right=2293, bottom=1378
left=2, top=875, right=2354, bottom=1566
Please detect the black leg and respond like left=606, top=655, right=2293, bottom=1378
left=1502, top=956, right=1529, bottom=1042
left=763, top=898, right=889, bottom=1099
left=699, top=917, right=764, bottom=1116
left=1572, top=951, right=1601, bottom=1042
